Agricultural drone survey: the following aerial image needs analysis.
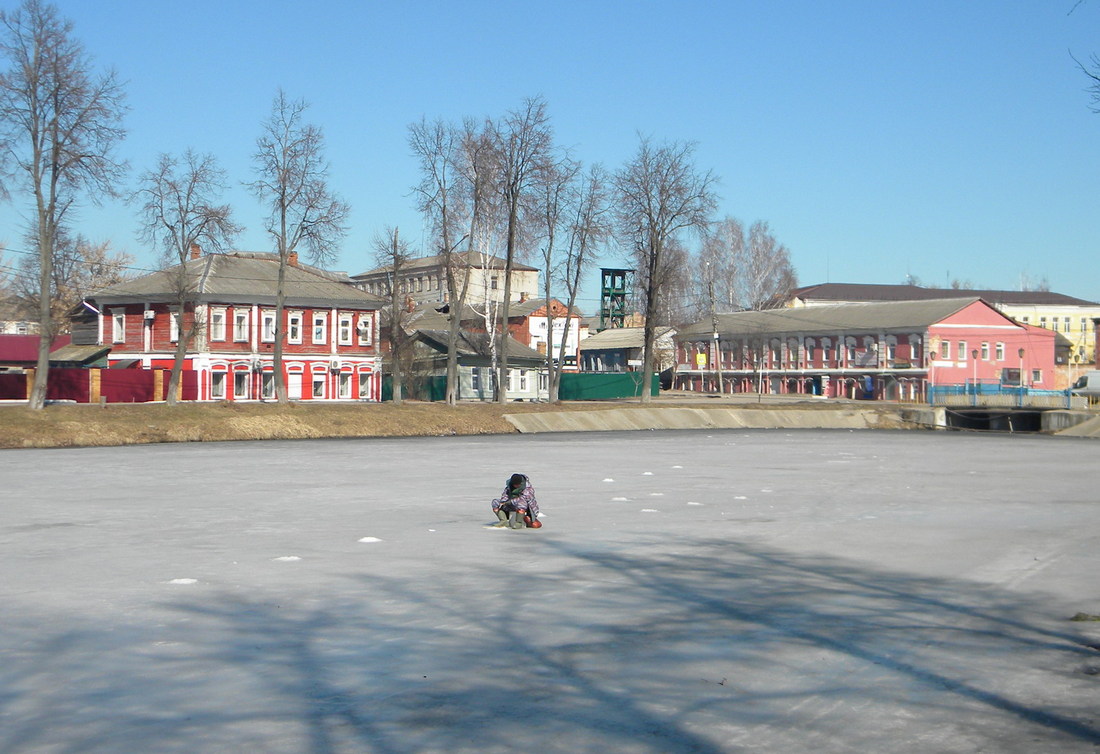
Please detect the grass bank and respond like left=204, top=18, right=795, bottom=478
left=0, top=396, right=912, bottom=450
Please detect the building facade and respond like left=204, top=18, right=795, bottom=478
left=78, top=252, right=384, bottom=402
left=675, top=298, right=1056, bottom=401
left=786, top=283, right=1099, bottom=384
left=352, top=252, right=539, bottom=307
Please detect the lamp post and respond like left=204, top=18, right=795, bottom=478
left=971, top=349, right=978, bottom=404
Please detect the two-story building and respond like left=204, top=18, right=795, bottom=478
left=77, top=251, right=385, bottom=402
left=785, top=283, right=1099, bottom=385
left=352, top=252, right=539, bottom=307
left=675, top=297, right=1056, bottom=401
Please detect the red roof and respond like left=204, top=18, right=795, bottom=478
left=0, top=334, right=72, bottom=365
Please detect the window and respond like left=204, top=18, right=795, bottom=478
left=312, top=373, right=326, bottom=398
left=939, top=341, right=950, bottom=360
left=957, top=341, right=967, bottom=361
left=886, top=343, right=897, bottom=362
left=233, top=372, right=250, bottom=399
left=211, top=372, right=226, bottom=399
left=339, top=373, right=352, bottom=399
left=1063, top=318, right=1071, bottom=333
left=1021, top=316, right=1030, bottom=324
left=1039, top=316, right=1047, bottom=329
left=234, top=311, right=249, bottom=342
left=209, top=309, right=226, bottom=341
left=806, top=345, right=816, bottom=363
left=472, top=368, right=481, bottom=392
left=312, top=312, right=328, bottom=344
left=112, top=309, right=125, bottom=343
left=261, top=372, right=275, bottom=400
left=338, top=314, right=353, bottom=345
left=1082, top=317, right=1089, bottom=333
left=981, top=342, right=990, bottom=360
left=1031, top=369, right=1042, bottom=385
left=288, top=312, right=302, bottom=344
left=262, top=311, right=276, bottom=342
left=358, top=373, right=371, bottom=400
left=490, top=276, right=498, bottom=290
left=518, top=370, right=528, bottom=392
left=169, top=309, right=181, bottom=342
left=357, top=314, right=373, bottom=345
left=995, top=342, right=1004, bottom=361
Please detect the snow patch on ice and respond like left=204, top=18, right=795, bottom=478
left=734, top=495, right=748, bottom=500
left=643, top=472, right=654, bottom=476
left=649, top=492, right=664, bottom=496
left=166, top=578, right=197, bottom=585
left=358, top=537, right=383, bottom=543
left=641, top=508, right=659, bottom=513
left=672, top=465, right=683, bottom=469
left=273, top=556, right=301, bottom=562
left=612, top=497, right=629, bottom=501
left=687, top=501, right=702, bottom=506
left=603, top=478, right=615, bottom=482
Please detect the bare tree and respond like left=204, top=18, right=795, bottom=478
left=0, top=0, right=126, bottom=409
left=372, top=227, right=412, bottom=404
left=534, top=151, right=580, bottom=401
left=135, top=150, right=240, bottom=404
left=489, top=97, right=553, bottom=403
left=552, top=163, right=611, bottom=398
left=15, top=232, right=132, bottom=331
left=699, top=216, right=744, bottom=313
left=738, top=221, right=797, bottom=310
left=409, top=117, right=473, bottom=404
left=249, top=90, right=349, bottom=403
left=613, top=136, right=717, bottom=402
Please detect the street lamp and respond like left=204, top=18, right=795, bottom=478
left=971, top=349, right=978, bottom=395
left=1018, top=347, right=1026, bottom=390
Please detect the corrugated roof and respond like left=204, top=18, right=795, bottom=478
left=353, top=251, right=538, bottom=279
left=91, top=253, right=384, bottom=309
left=580, top=326, right=675, bottom=350
left=790, top=282, right=1098, bottom=307
left=677, top=298, right=985, bottom=339
left=414, top=329, right=545, bottom=362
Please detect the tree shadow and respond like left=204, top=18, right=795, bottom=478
left=1, top=536, right=1098, bottom=753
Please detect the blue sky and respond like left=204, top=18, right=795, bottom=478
left=3, top=0, right=1099, bottom=309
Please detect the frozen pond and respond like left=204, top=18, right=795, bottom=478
left=2, top=429, right=1099, bottom=752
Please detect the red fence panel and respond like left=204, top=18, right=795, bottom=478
left=100, top=370, right=157, bottom=403
left=46, top=368, right=91, bottom=403
left=0, top=373, right=27, bottom=400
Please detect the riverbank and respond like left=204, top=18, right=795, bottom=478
left=0, top=395, right=919, bottom=449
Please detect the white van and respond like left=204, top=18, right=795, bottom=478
left=1070, top=371, right=1100, bottom=396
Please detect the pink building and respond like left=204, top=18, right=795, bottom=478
left=674, top=298, right=1056, bottom=401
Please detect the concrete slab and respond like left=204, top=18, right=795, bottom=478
left=2, top=430, right=1099, bottom=752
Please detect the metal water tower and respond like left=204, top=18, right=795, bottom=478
left=599, top=268, right=633, bottom=330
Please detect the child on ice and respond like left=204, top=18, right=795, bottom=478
left=490, top=473, right=542, bottom=529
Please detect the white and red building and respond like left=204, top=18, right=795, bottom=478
left=75, top=251, right=385, bottom=401
left=674, top=297, right=1057, bottom=401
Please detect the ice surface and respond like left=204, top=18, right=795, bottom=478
left=2, top=429, right=1100, bottom=753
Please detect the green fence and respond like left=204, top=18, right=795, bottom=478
left=558, top=372, right=658, bottom=400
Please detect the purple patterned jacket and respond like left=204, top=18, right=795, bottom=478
left=491, top=475, right=540, bottom=518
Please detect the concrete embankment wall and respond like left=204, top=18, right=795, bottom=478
left=504, top=406, right=936, bottom=434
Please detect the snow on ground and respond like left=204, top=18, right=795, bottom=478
left=1, top=429, right=1099, bottom=753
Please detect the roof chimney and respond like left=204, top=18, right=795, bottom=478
left=288, top=251, right=299, bottom=268
left=190, top=243, right=201, bottom=260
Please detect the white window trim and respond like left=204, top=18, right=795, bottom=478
left=234, top=311, right=249, bottom=342
left=209, top=308, right=226, bottom=342
left=312, top=312, right=328, bottom=345
left=261, top=310, right=277, bottom=343
left=357, top=313, right=373, bottom=345
left=288, top=311, right=303, bottom=345
left=112, top=309, right=125, bottom=343
left=338, top=313, right=354, bottom=346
